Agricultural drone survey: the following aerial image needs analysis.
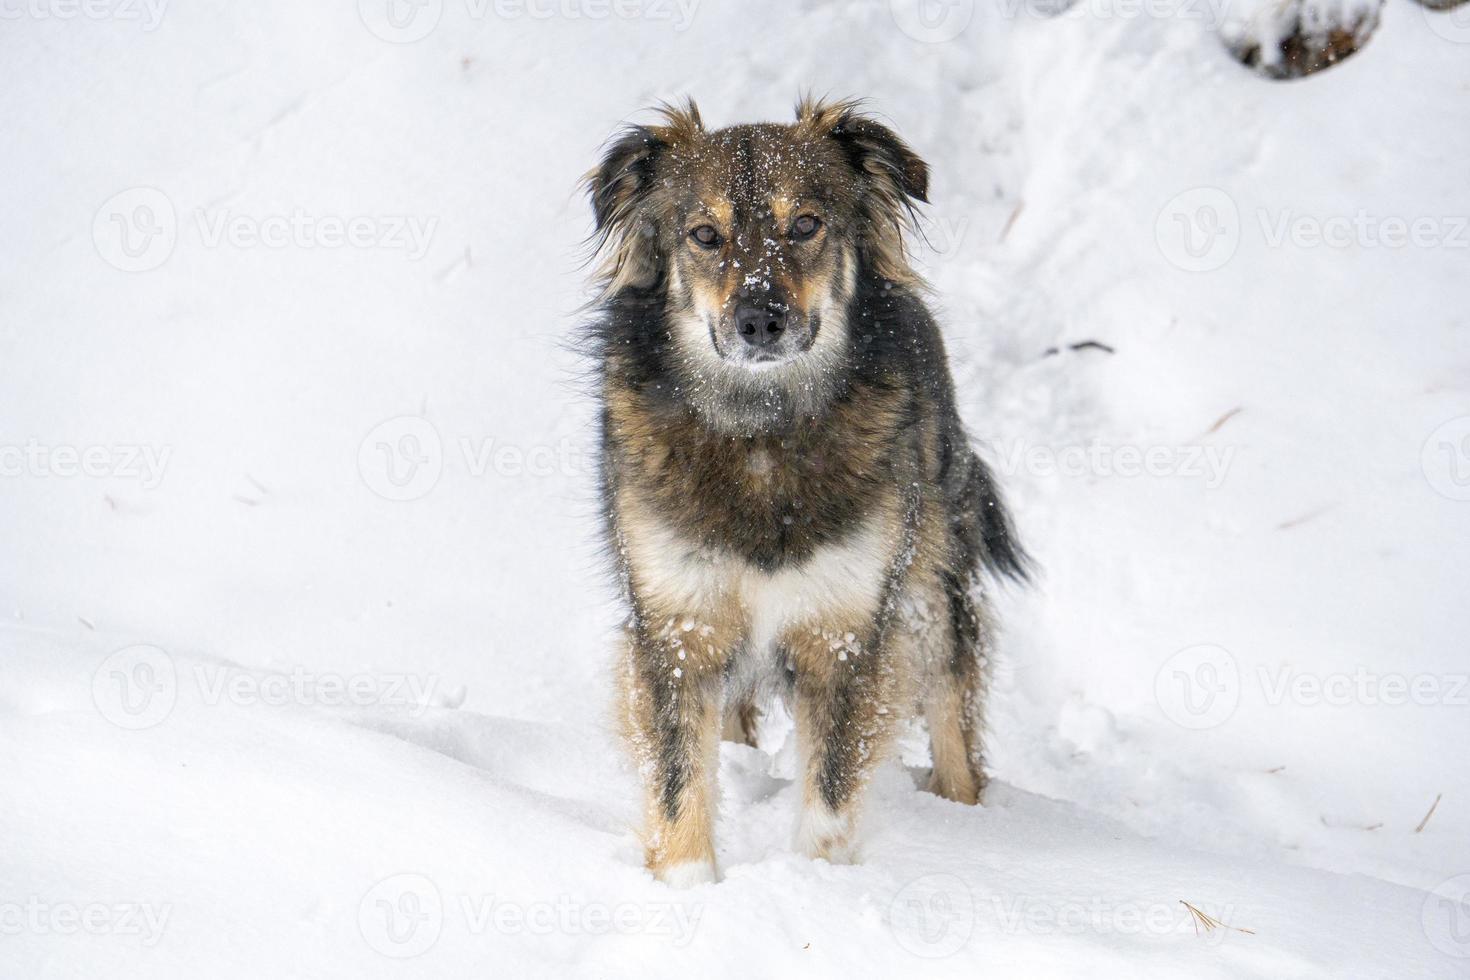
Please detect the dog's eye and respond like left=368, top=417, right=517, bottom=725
left=689, top=225, right=721, bottom=249
left=791, top=215, right=821, bottom=240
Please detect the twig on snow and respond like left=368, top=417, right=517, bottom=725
left=1415, top=793, right=1443, bottom=833
left=1180, top=900, right=1256, bottom=936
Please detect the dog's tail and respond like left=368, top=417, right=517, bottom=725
left=960, top=450, right=1032, bottom=585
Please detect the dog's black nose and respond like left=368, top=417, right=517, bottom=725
left=735, top=304, right=787, bottom=347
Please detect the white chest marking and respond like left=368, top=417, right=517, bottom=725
left=624, top=510, right=895, bottom=655
left=743, top=517, right=892, bottom=655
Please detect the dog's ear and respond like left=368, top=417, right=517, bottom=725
left=586, top=99, right=703, bottom=296
left=795, top=96, right=929, bottom=205
left=588, top=127, right=662, bottom=233
left=835, top=115, right=929, bottom=204
left=796, top=96, right=928, bottom=284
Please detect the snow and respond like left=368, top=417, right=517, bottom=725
left=3, top=0, right=1469, bottom=977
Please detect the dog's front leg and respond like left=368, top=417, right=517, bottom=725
left=622, top=617, right=732, bottom=886
left=788, top=620, right=898, bottom=864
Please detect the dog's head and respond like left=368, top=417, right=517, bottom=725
left=587, top=97, right=929, bottom=429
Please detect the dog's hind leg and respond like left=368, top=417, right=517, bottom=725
left=720, top=698, right=761, bottom=747
left=923, top=575, right=991, bottom=805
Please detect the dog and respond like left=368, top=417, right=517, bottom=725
left=584, top=96, right=1028, bottom=886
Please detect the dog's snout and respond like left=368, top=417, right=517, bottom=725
left=735, top=304, right=787, bottom=348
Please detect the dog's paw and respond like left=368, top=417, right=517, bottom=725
left=654, top=859, right=718, bottom=888
left=809, top=838, right=860, bottom=865
left=795, top=806, right=860, bottom=865
left=924, top=770, right=984, bottom=806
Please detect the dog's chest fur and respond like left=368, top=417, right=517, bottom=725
left=605, top=378, right=927, bottom=664
left=605, top=379, right=914, bottom=573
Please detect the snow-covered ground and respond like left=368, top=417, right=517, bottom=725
left=3, top=0, right=1469, bottom=976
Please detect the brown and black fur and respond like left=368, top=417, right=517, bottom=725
left=584, top=97, right=1027, bottom=885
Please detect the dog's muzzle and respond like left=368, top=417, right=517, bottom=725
left=734, top=303, right=787, bottom=348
